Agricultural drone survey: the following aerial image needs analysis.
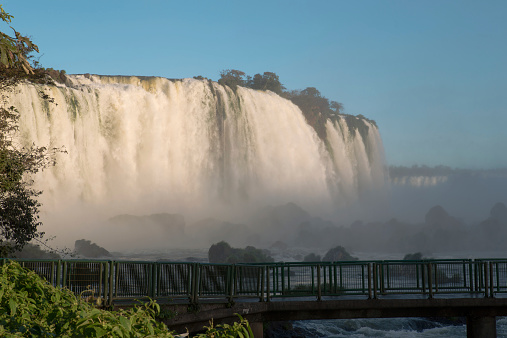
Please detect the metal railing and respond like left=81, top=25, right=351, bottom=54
left=3, top=258, right=507, bottom=305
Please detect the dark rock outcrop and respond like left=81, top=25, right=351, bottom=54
left=208, top=241, right=273, bottom=263
left=75, top=239, right=111, bottom=258
left=322, top=246, right=357, bottom=261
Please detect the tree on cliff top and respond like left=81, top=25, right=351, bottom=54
left=218, top=69, right=247, bottom=91
left=0, top=5, right=61, bottom=256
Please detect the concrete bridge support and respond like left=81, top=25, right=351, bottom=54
left=467, top=316, right=496, bottom=338
left=250, top=321, right=263, bottom=338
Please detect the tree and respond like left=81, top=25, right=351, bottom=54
left=217, top=69, right=247, bottom=91
left=0, top=5, right=37, bottom=74
left=0, top=5, right=61, bottom=256
left=286, top=87, right=331, bottom=140
left=249, top=72, right=285, bottom=95
left=330, top=100, right=343, bottom=114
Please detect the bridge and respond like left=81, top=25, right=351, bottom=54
left=6, top=258, right=507, bottom=337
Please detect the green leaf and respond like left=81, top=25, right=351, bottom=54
left=94, top=326, right=107, bottom=337
left=9, top=298, right=17, bottom=315
left=119, top=316, right=131, bottom=331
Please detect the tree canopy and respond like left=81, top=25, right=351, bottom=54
left=0, top=5, right=38, bottom=74
left=0, top=5, right=61, bottom=256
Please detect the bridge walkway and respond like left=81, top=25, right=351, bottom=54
left=5, top=258, right=507, bottom=337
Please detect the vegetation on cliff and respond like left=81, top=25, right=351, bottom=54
left=217, top=69, right=377, bottom=141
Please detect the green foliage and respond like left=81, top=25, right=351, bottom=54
left=0, top=5, right=38, bottom=74
left=0, top=94, right=58, bottom=256
left=194, top=315, right=253, bottom=338
left=0, top=261, right=174, bottom=337
left=0, top=5, right=64, bottom=257
left=217, top=69, right=247, bottom=91
left=6, top=242, right=60, bottom=259
left=285, top=87, right=332, bottom=140
left=44, top=68, right=67, bottom=84
left=0, top=261, right=254, bottom=337
left=248, top=72, right=285, bottom=95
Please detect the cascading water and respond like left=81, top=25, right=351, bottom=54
left=8, top=75, right=388, bottom=248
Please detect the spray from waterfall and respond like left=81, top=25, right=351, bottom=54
left=10, top=75, right=388, bottom=250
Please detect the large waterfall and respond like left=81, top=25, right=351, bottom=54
left=9, top=75, right=388, bottom=248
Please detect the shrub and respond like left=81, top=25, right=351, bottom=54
left=0, top=261, right=253, bottom=337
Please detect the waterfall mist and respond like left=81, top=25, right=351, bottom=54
left=10, top=75, right=389, bottom=251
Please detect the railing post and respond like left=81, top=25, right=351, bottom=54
left=427, top=263, right=433, bottom=299
left=103, top=262, right=108, bottom=305
left=317, top=264, right=322, bottom=301
left=56, top=260, right=62, bottom=287
left=380, top=262, right=385, bottom=294
left=421, top=262, right=426, bottom=295
left=109, top=261, right=114, bottom=306
left=191, top=263, right=200, bottom=304
left=98, top=263, right=103, bottom=300
left=434, top=263, right=439, bottom=294
left=50, top=261, right=55, bottom=285
left=287, top=265, right=291, bottom=294
left=228, top=265, right=235, bottom=303
left=495, top=262, right=500, bottom=294
left=266, top=266, right=271, bottom=302
left=281, top=263, right=285, bottom=296
left=484, top=262, right=489, bottom=298
left=489, top=261, right=494, bottom=298
left=259, top=266, right=265, bottom=302
left=151, top=263, right=157, bottom=299
left=62, top=261, right=68, bottom=288
left=367, top=263, right=372, bottom=299
left=336, top=263, right=343, bottom=293
left=475, top=260, right=480, bottom=292
left=373, top=263, right=378, bottom=299
left=469, top=260, right=474, bottom=293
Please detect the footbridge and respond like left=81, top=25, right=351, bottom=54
left=7, top=258, right=507, bottom=337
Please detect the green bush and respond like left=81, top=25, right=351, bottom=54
left=0, top=261, right=253, bottom=337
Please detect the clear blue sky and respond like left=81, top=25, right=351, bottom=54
left=3, top=0, right=506, bottom=169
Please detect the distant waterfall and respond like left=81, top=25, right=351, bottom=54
left=9, top=75, right=388, bottom=234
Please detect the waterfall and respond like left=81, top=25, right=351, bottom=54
left=8, top=75, right=388, bottom=245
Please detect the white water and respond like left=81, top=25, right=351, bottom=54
left=9, top=75, right=388, bottom=248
